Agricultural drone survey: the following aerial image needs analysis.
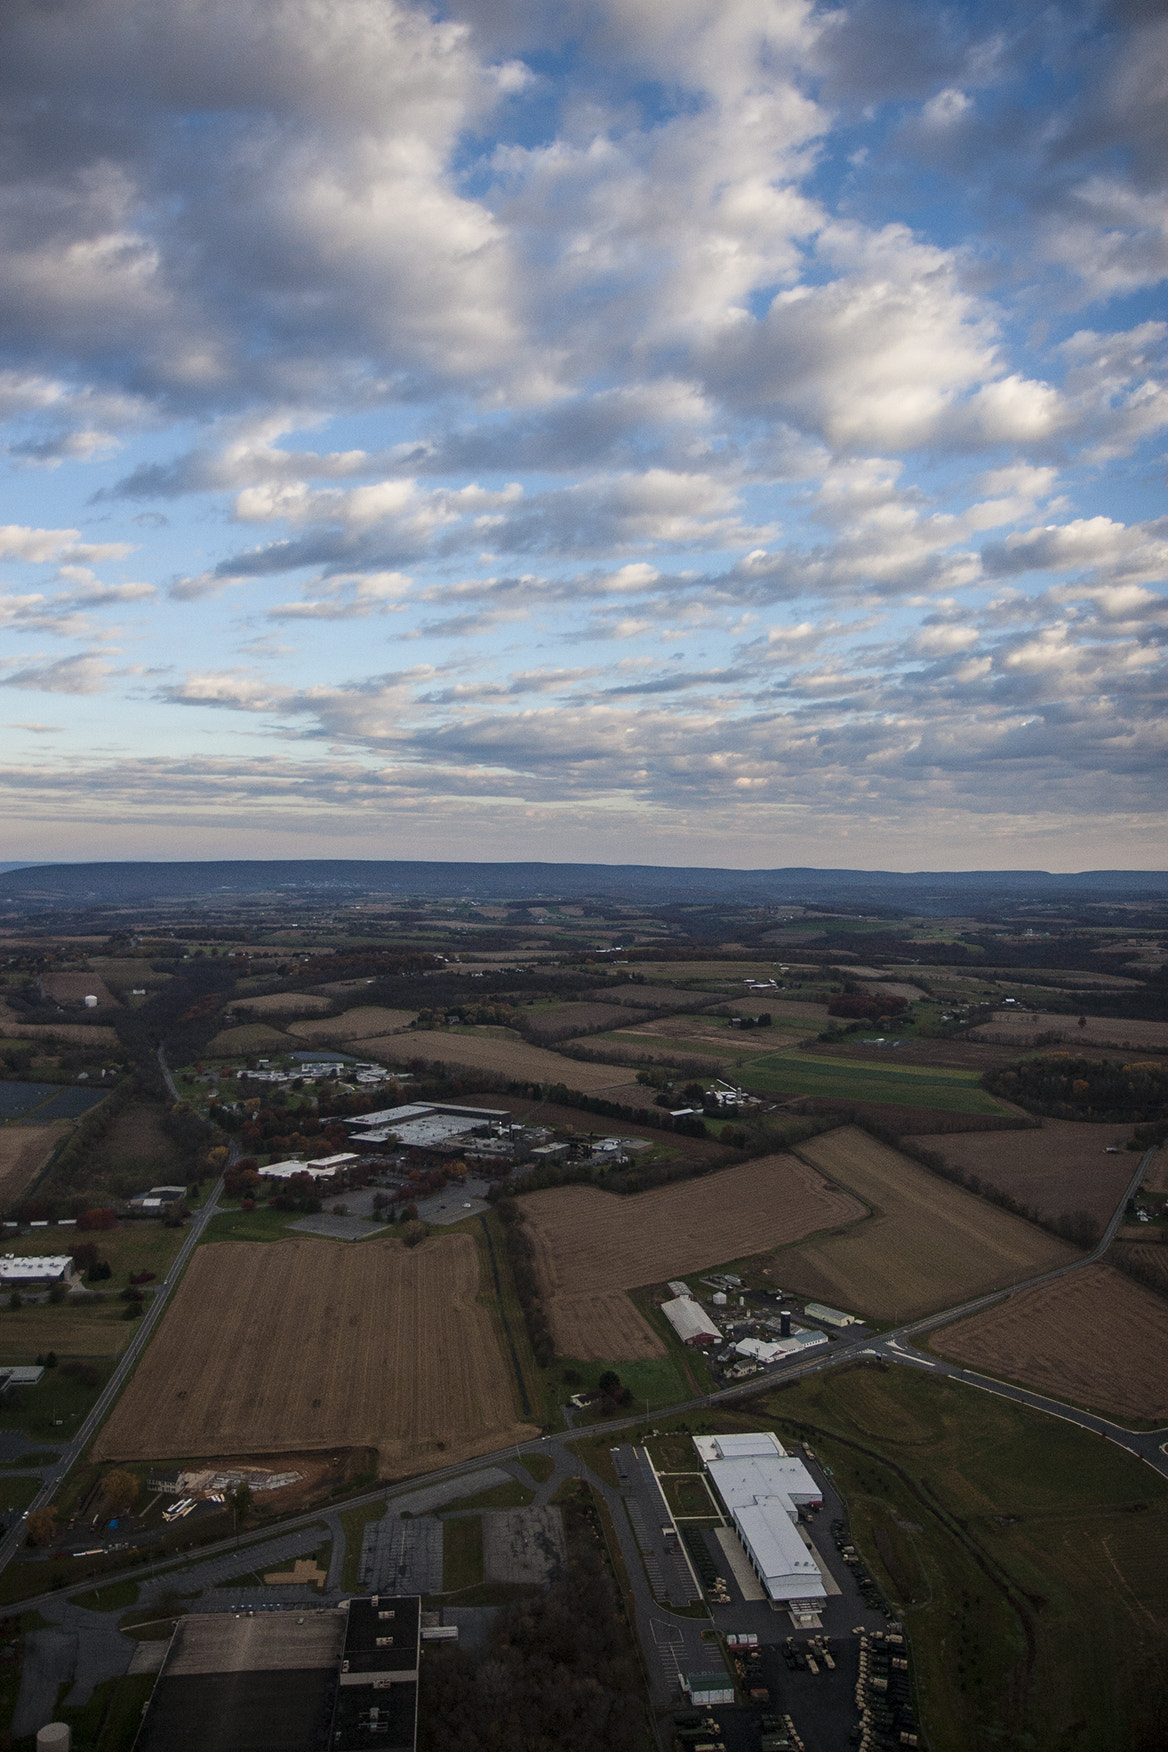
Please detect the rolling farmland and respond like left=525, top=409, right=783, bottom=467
left=737, top=1049, right=1018, bottom=1114
left=366, top=1027, right=651, bottom=1091
left=0, top=1123, right=67, bottom=1204
left=930, top=1263, right=1168, bottom=1422
left=778, top=1127, right=1077, bottom=1321
left=914, top=1118, right=1135, bottom=1228
left=93, top=1235, right=536, bottom=1472
left=287, top=1006, right=417, bottom=1040
left=522, top=1153, right=865, bottom=1359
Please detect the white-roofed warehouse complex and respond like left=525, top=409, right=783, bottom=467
left=694, top=1432, right=826, bottom=1608
left=661, top=1295, right=721, bottom=1347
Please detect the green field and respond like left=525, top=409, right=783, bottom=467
left=1, top=1220, right=188, bottom=1281
left=442, top=1515, right=484, bottom=1591
left=735, top=1048, right=1013, bottom=1113
left=0, top=1297, right=137, bottom=1360
left=741, top=1363, right=1168, bottom=1752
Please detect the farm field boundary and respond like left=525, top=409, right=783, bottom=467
left=777, top=1127, right=1078, bottom=1321
left=737, top=1050, right=1017, bottom=1114
left=521, top=1152, right=864, bottom=1360
left=92, top=1234, right=537, bottom=1472
left=928, top=1262, right=1168, bottom=1423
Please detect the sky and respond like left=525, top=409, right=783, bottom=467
left=0, top=0, right=1165, bottom=873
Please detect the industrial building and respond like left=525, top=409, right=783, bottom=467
left=694, top=1433, right=826, bottom=1610
left=127, top=1185, right=187, bottom=1216
left=733, top=1329, right=829, bottom=1364
left=345, top=1101, right=509, bottom=1152
left=0, top=1255, right=77, bottom=1291
left=258, top=1156, right=357, bottom=1183
left=132, top=1596, right=420, bottom=1752
left=661, top=1295, right=721, bottom=1347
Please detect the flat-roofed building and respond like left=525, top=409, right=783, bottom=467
left=694, top=1433, right=825, bottom=1608
left=0, top=1255, right=77, bottom=1290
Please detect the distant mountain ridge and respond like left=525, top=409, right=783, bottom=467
left=0, top=859, right=1166, bottom=908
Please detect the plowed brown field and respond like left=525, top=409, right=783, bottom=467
left=975, top=1012, right=1168, bottom=1052
left=522, top=1154, right=864, bottom=1360
left=93, top=1235, right=535, bottom=1473
left=287, top=1006, right=417, bottom=1040
left=930, top=1263, right=1168, bottom=1422
left=367, top=1028, right=645, bottom=1091
left=781, top=1127, right=1077, bottom=1321
left=915, top=1119, right=1134, bottom=1228
left=0, top=1124, right=66, bottom=1205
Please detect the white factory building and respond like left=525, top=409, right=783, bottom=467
left=661, top=1295, right=721, bottom=1347
left=694, top=1432, right=826, bottom=1607
left=0, top=1255, right=78, bottom=1290
left=259, top=1154, right=358, bottom=1182
left=345, top=1101, right=510, bottom=1150
left=734, top=1329, right=829, bottom=1365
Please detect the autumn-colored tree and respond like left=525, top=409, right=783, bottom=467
left=26, top=1506, right=58, bottom=1547
left=102, top=1470, right=139, bottom=1515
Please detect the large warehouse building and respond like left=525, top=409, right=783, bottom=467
left=694, top=1432, right=826, bottom=1609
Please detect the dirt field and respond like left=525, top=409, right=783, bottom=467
left=287, top=1006, right=417, bottom=1040
left=930, top=1263, right=1168, bottom=1422
left=233, top=993, right=335, bottom=1017
left=92, top=1235, right=535, bottom=1472
left=0, top=1123, right=66, bottom=1205
left=526, top=1002, right=642, bottom=1040
left=1112, top=1243, right=1168, bottom=1296
left=0, top=999, right=119, bottom=1046
left=779, top=1128, right=1078, bottom=1322
left=522, top=1154, right=865, bottom=1360
left=41, top=972, right=116, bottom=1007
left=367, top=1028, right=652, bottom=1092
left=205, top=1022, right=294, bottom=1055
left=583, top=984, right=703, bottom=1008
left=973, top=1012, right=1168, bottom=1053
left=915, top=1119, right=1136, bottom=1228
left=1144, top=1153, right=1168, bottom=1197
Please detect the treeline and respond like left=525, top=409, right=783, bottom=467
left=418, top=1533, right=651, bottom=1752
left=493, top=1196, right=554, bottom=1367
left=855, top=1118, right=1101, bottom=1249
left=983, top=1055, right=1168, bottom=1123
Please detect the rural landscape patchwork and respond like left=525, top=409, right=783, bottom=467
left=0, top=859, right=1164, bottom=1751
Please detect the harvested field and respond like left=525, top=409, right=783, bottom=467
left=92, top=1235, right=535, bottom=1471
left=779, top=1127, right=1077, bottom=1322
left=525, top=1002, right=642, bottom=1042
left=622, top=960, right=786, bottom=984
left=0, top=1000, right=118, bottom=1046
left=365, top=1028, right=649, bottom=1092
left=522, top=1154, right=865, bottom=1360
left=205, top=1022, right=293, bottom=1055
left=42, top=972, right=117, bottom=1007
left=0, top=1299, right=134, bottom=1359
left=583, top=984, right=702, bottom=1008
left=973, top=1012, right=1168, bottom=1053
left=1144, top=1153, right=1168, bottom=1197
left=1112, top=1243, right=1168, bottom=1297
left=930, top=1263, right=1168, bottom=1422
left=233, top=993, right=334, bottom=1017
left=915, top=1119, right=1135, bottom=1229
left=0, top=1123, right=66, bottom=1205
left=287, top=1006, right=417, bottom=1040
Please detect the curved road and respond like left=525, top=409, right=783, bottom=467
left=0, top=1142, right=1161, bottom=1614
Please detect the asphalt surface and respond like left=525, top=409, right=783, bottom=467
left=0, top=1130, right=1162, bottom=1663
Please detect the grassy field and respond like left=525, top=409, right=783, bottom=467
left=199, top=1205, right=312, bottom=1245
left=0, top=1357, right=113, bottom=1433
left=205, top=1022, right=295, bottom=1055
left=741, top=1363, right=1168, bottom=1752
left=340, top=1500, right=388, bottom=1590
left=437, top=1480, right=534, bottom=1514
left=0, top=1298, right=134, bottom=1359
left=1, top=1219, right=188, bottom=1282
left=736, top=1048, right=1016, bottom=1113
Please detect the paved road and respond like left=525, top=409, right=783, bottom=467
left=2, top=1144, right=1162, bottom=1616
left=0, top=1174, right=225, bottom=1578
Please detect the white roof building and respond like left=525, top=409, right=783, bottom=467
left=661, top=1295, right=721, bottom=1346
left=803, top=1302, right=859, bottom=1326
left=694, top=1433, right=825, bottom=1605
left=0, top=1255, right=76, bottom=1287
left=259, top=1160, right=345, bottom=1182
left=735, top=1330, right=829, bottom=1364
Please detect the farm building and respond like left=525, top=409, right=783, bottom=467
left=0, top=1255, right=77, bottom=1291
left=734, top=1330, right=829, bottom=1364
left=128, top=1185, right=186, bottom=1215
left=694, top=1433, right=826, bottom=1609
left=803, top=1301, right=859, bottom=1327
left=661, top=1295, right=721, bottom=1347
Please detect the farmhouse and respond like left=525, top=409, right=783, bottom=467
left=0, top=1254, right=77, bottom=1290
left=694, top=1432, right=826, bottom=1609
left=661, top=1294, right=720, bottom=1347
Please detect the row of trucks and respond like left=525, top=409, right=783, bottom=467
left=673, top=1711, right=723, bottom=1752
left=852, top=1629, right=918, bottom=1750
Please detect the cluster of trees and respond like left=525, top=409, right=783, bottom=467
left=412, top=1001, right=522, bottom=1030
left=418, top=1543, right=651, bottom=1752
left=827, top=992, right=909, bottom=1022
left=983, top=1055, right=1168, bottom=1122
left=493, top=1197, right=554, bottom=1368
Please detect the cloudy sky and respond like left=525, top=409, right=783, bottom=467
left=1, top=0, right=1165, bottom=871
